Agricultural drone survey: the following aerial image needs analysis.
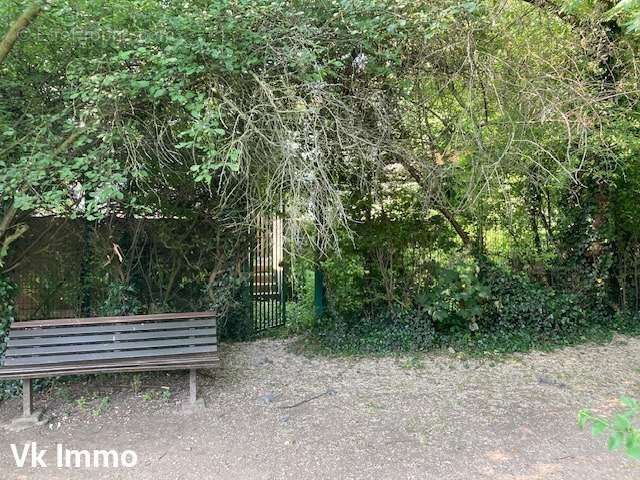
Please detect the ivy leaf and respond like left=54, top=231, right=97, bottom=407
left=621, top=396, right=639, bottom=409
left=577, top=410, right=591, bottom=429
left=626, top=442, right=640, bottom=460
left=608, top=431, right=624, bottom=451
left=613, top=414, right=632, bottom=431
left=591, top=419, right=608, bottom=437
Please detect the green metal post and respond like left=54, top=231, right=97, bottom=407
left=281, top=260, right=287, bottom=325
left=314, top=267, right=325, bottom=318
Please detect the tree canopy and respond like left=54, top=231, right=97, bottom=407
left=2, top=0, right=640, bottom=345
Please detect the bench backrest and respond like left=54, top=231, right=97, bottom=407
left=0, top=312, right=217, bottom=378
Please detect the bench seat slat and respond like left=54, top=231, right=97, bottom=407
left=6, top=336, right=218, bottom=357
left=1, top=354, right=218, bottom=374
left=10, top=318, right=214, bottom=338
left=0, top=356, right=218, bottom=379
left=3, top=345, right=218, bottom=367
left=7, top=327, right=217, bottom=348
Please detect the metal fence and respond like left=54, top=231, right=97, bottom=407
left=249, top=216, right=286, bottom=331
left=8, top=216, right=289, bottom=334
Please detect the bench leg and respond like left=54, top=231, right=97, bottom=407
left=4, top=379, right=48, bottom=431
left=189, top=369, right=197, bottom=405
left=181, top=369, right=205, bottom=414
left=23, top=379, right=32, bottom=417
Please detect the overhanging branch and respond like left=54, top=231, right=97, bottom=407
left=399, top=159, right=472, bottom=247
left=0, top=2, right=44, bottom=66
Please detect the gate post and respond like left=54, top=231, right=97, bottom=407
left=314, top=267, right=325, bottom=318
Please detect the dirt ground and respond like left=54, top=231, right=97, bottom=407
left=1, top=337, right=639, bottom=479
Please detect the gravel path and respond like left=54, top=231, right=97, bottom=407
left=1, top=336, right=639, bottom=479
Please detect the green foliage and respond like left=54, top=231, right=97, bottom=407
left=96, top=280, right=143, bottom=317
left=92, top=396, right=111, bottom=417
left=142, top=388, right=172, bottom=403
left=302, top=256, right=625, bottom=355
left=616, top=5, right=640, bottom=33
left=308, top=306, right=436, bottom=355
left=417, top=260, right=490, bottom=332
left=286, top=269, right=315, bottom=334
left=0, top=300, right=20, bottom=401
left=212, top=273, right=254, bottom=341
left=0, top=276, right=17, bottom=400
left=323, top=255, right=365, bottom=320
left=3, top=0, right=640, bottom=363
left=0, top=276, right=15, bottom=355
left=579, top=397, right=640, bottom=460
left=480, top=262, right=600, bottom=338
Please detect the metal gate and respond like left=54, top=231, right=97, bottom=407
left=249, top=216, right=286, bottom=331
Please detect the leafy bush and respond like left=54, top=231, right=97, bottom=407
left=0, top=277, right=18, bottom=401
left=287, top=301, right=315, bottom=334
left=286, top=269, right=315, bottom=334
left=96, top=280, right=143, bottom=316
left=211, top=273, right=254, bottom=341
left=0, top=277, right=60, bottom=401
left=480, top=262, right=599, bottom=338
left=307, top=306, right=436, bottom=355
left=323, top=254, right=365, bottom=320
left=0, top=276, right=15, bottom=355
left=579, top=396, right=640, bottom=460
left=298, top=255, right=624, bottom=355
left=417, top=260, right=490, bottom=333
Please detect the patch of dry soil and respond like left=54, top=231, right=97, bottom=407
left=1, top=337, right=640, bottom=479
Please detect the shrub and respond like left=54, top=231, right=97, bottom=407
left=210, top=273, right=254, bottom=341
left=0, top=276, right=16, bottom=356
left=300, top=255, right=622, bottom=355
left=480, top=262, right=599, bottom=338
left=323, top=254, right=365, bottom=320
left=416, top=260, right=490, bottom=333
left=309, top=306, right=435, bottom=355
left=286, top=269, right=315, bottom=334
left=0, top=277, right=19, bottom=401
left=96, top=280, right=143, bottom=316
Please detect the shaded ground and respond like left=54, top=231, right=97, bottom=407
left=1, top=336, right=639, bottom=479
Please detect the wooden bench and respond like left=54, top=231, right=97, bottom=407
left=0, top=312, right=218, bottom=422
